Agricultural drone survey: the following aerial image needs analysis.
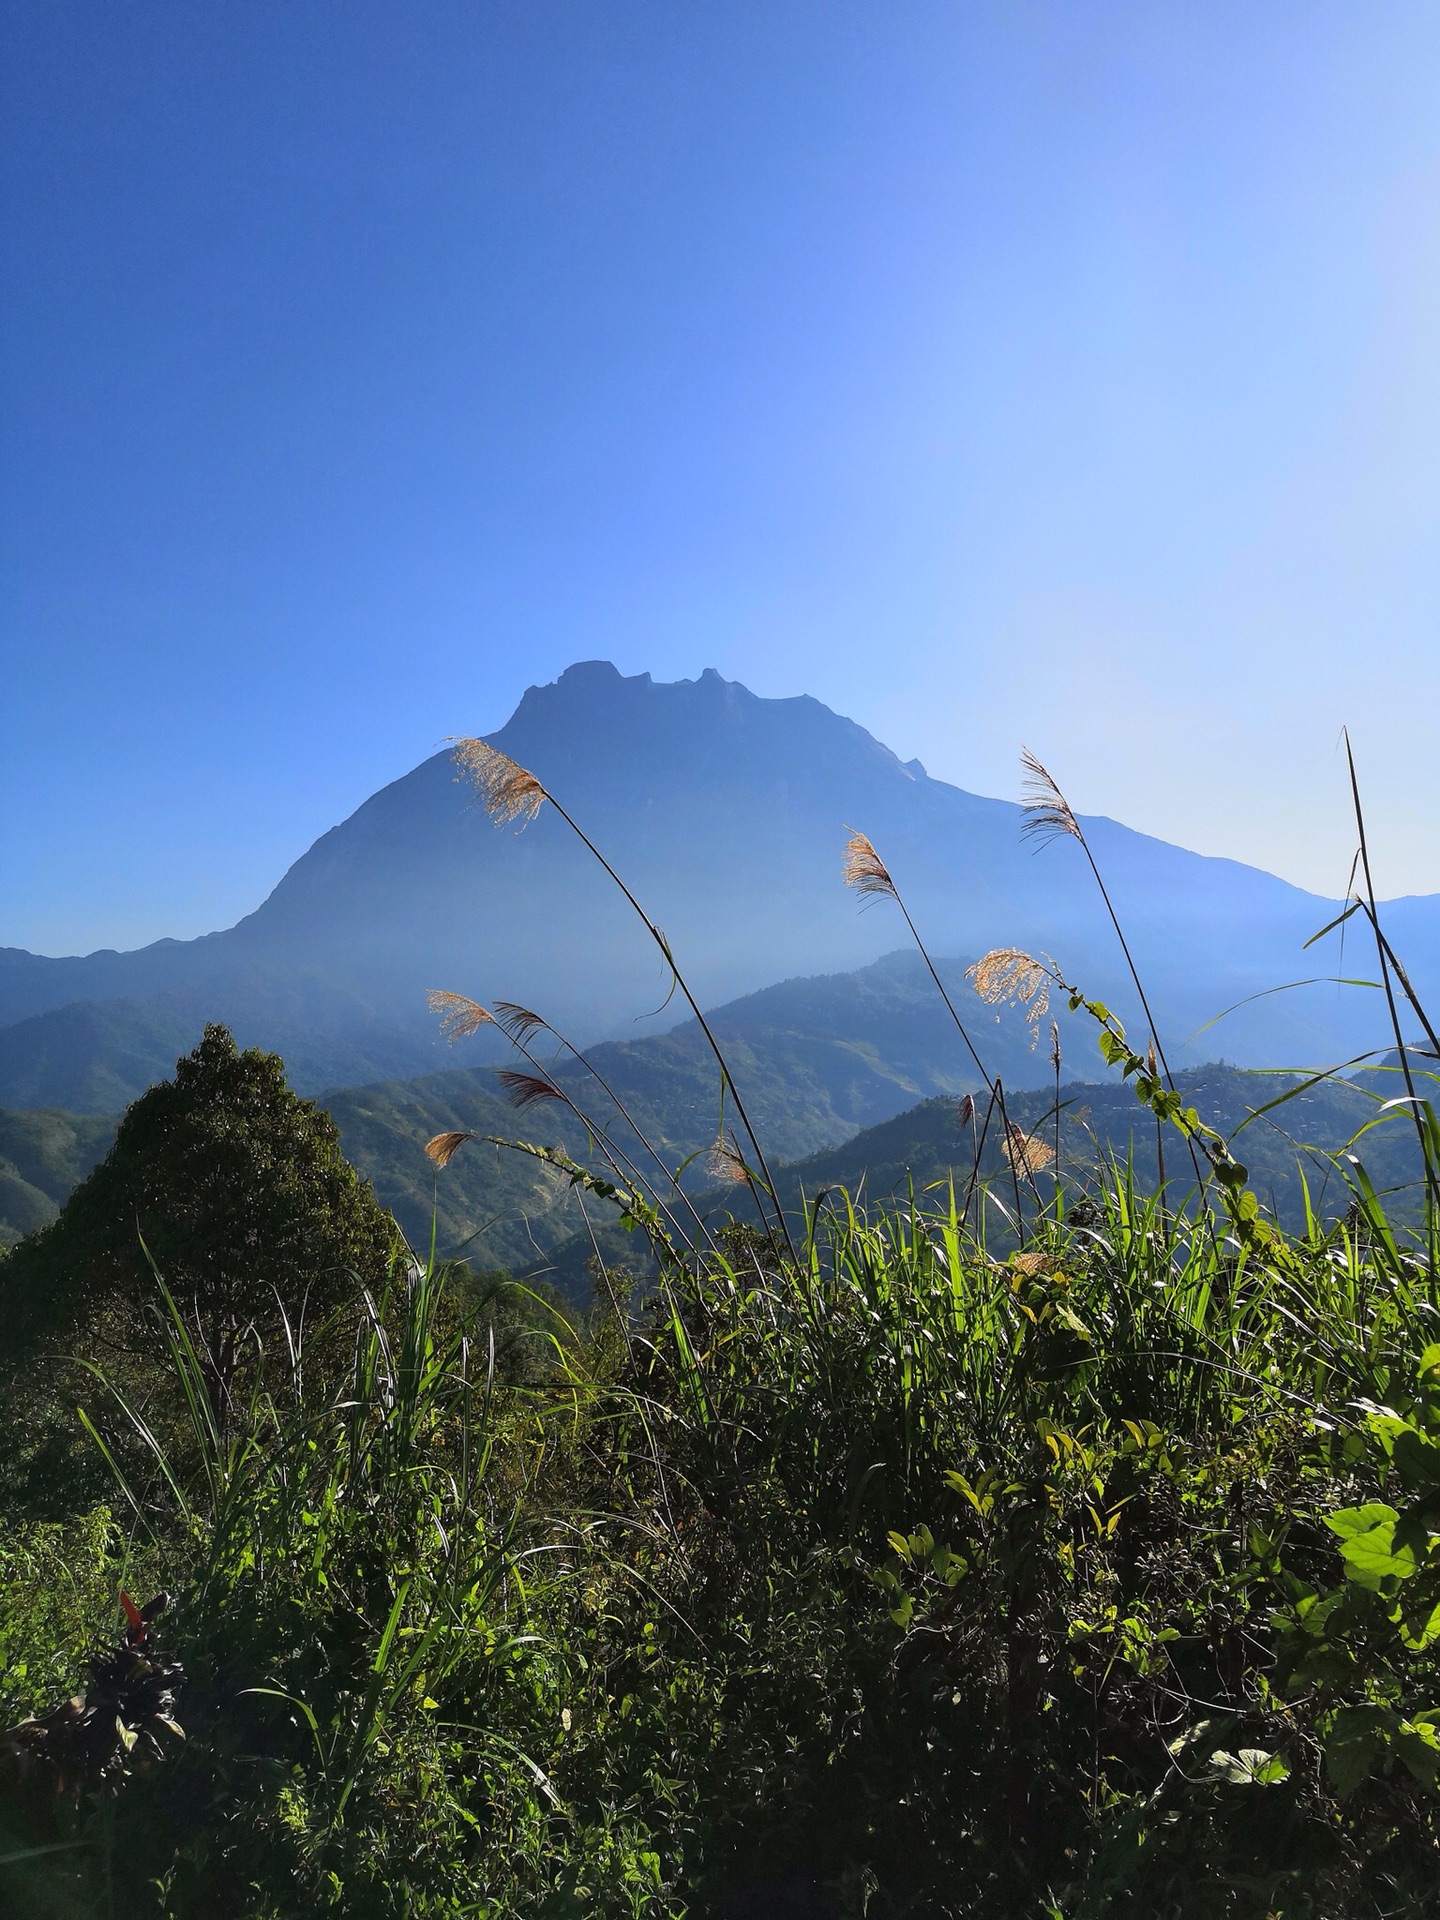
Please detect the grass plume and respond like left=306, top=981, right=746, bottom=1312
left=423, top=1129, right=476, bottom=1169
left=1019, top=745, right=1081, bottom=845
left=492, top=1001, right=551, bottom=1046
left=704, top=1134, right=751, bottom=1186
left=496, top=1068, right=564, bottom=1111
left=967, top=947, right=1055, bottom=1043
left=450, top=737, right=546, bottom=826
left=841, top=829, right=898, bottom=902
left=1004, top=1120, right=1055, bottom=1178
left=426, top=990, right=496, bottom=1043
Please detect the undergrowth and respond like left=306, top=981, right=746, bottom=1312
left=8, top=1169, right=1440, bottom=1916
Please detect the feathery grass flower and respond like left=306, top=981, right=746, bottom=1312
left=841, top=830, right=897, bottom=902
left=1005, top=1122, right=1055, bottom=1178
left=427, top=991, right=496, bottom=1043
left=967, top=949, right=1058, bottom=1044
left=424, top=1130, right=475, bottom=1169
left=493, top=1002, right=550, bottom=1044
left=1019, top=747, right=1080, bottom=845
left=497, top=1069, right=563, bottom=1110
left=705, top=1135, right=750, bottom=1185
left=451, top=738, right=546, bottom=826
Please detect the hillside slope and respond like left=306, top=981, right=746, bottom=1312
left=0, top=950, right=1091, bottom=1264
left=0, top=1108, right=115, bottom=1248
left=710, top=1066, right=1425, bottom=1233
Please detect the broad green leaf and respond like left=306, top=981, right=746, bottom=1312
left=1326, top=1503, right=1399, bottom=1540
left=1054, top=1303, right=1093, bottom=1341
left=1210, top=1747, right=1290, bottom=1786
left=1405, top=1589, right=1440, bottom=1651
left=1396, top=1719, right=1440, bottom=1787
left=1098, top=1031, right=1125, bottom=1067
left=1393, top=1427, right=1440, bottom=1491
left=1340, top=1519, right=1419, bottom=1589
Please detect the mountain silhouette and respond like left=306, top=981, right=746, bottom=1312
left=2, top=662, right=1431, bottom=1109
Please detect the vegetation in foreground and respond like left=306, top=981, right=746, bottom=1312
left=8, top=1144, right=1440, bottom=1916
left=5, top=736, right=1440, bottom=1916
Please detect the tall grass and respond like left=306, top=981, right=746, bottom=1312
left=12, top=1121, right=1440, bottom=1913
left=4, top=1261, right=622, bottom=1916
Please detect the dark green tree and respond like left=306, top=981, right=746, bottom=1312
left=0, top=1025, right=401, bottom=1411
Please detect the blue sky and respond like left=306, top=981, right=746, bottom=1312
left=4, top=1, right=1440, bottom=954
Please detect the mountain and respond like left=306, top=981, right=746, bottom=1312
left=0, top=1108, right=115, bottom=1249
left=5, top=662, right=1435, bottom=1111
left=732, top=1065, right=1425, bottom=1232
left=0, top=949, right=1102, bottom=1262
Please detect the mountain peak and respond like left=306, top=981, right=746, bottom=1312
left=520, top=660, right=742, bottom=711
left=554, top=659, right=632, bottom=688
left=551, top=660, right=730, bottom=688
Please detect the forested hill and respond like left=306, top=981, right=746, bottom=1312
left=703, top=1062, right=1429, bottom=1235
left=0, top=948, right=1084, bottom=1258
left=0, top=1108, right=114, bottom=1248
left=7, top=1044, right=1428, bottom=1289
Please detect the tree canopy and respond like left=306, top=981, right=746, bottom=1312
left=0, top=1024, right=400, bottom=1373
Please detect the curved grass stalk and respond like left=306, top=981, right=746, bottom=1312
left=449, top=739, right=795, bottom=1259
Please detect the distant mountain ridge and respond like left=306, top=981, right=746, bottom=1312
left=0, top=948, right=1095, bottom=1257
left=5, top=951, right=1435, bottom=1283
left=678, top=1063, right=1429, bottom=1270
left=4, top=662, right=1434, bottom=1110
left=0, top=1107, right=114, bottom=1249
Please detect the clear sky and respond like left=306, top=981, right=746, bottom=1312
left=4, top=1, right=1440, bottom=955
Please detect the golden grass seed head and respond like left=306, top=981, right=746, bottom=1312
left=427, top=991, right=496, bottom=1043
left=1005, top=1121, right=1055, bottom=1177
left=841, top=829, right=897, bottom=902
left=450, top=738, right=546, bottom=827
left=967, top=948, right=1057, bottom=1045
left=705, top=1135, right=751, bottom=1185
left=425, top=1130, right=475, bottom=1169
